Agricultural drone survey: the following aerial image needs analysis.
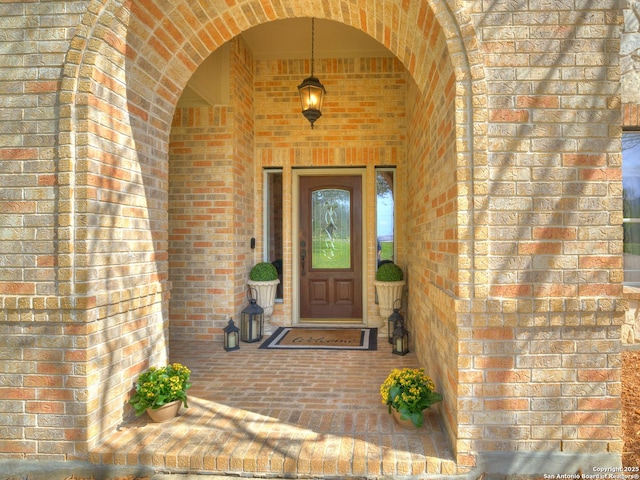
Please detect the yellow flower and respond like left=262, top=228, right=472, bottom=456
left=379, top=367, right=443, bottom=428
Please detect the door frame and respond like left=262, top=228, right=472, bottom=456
left=292, top=168, right=368, bottom=325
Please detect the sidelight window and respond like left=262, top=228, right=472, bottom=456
left=376, top=168, right=396, bottom=268
left=264, top=169, right=283, bottom=299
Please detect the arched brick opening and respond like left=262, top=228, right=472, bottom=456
left=57, top=0, right=486, bottom=466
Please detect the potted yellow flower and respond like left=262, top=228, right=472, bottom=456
left=129, top=363, right=191, bottom=422
left=380, top=367, right=442, bottom=428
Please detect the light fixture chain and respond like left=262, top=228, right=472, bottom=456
left=311, top=18, right=315, bottom=76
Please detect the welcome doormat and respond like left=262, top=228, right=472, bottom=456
left=259, top=327, right=377, bottom=350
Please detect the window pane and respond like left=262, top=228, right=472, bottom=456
left=623, top=133, right=640, bottom=219
left=266, top=170, right=283, bottom=299
left=311, top=189, right=351, bottom=269
left=624, top=222, right=640, bottom=284
left=376, top=170, right=395, bottom=267
left=623, top=133, right=640, bottom=285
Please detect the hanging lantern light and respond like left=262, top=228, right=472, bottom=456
left=223, top=318, right=240, bottom=351
left=387, top=298, right=404, bottom=344
left=241, top=287, right=264, bottom=343
left=392, top=322, right=409, bottom=356
left=297, top=18, right=326, bottom=128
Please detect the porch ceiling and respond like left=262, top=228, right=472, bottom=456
left=240, top=18, right=393, bottom=60
left=179, top=18, right=392, bottom=109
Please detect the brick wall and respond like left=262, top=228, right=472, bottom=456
left=404, top=40, right=459, bottom=455
left=0, top=0, right=176, bottom=457
left=169, top=38, right=255, bottom=342
left=456, top=1, right=623, bottom=464
left=169, top=103, right=237, bottom=340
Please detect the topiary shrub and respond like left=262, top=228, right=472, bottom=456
left=375, top=262, right=404, bottom=282
left=250, top=262, right=279, bottom=281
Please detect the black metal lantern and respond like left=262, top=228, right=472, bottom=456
left=223, top=318, right=240, bottom=351
left=392, top=323, right=409, bottom=356
left=241, top=287, right=264, bottom=343
left=297, top=18, right=326, bottom=128
left=387, top=298, right=404, bottom=344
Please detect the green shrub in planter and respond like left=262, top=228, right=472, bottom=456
left=376, top=262, right=404, bottom=282
left=250, top=262, right=279, bottom=281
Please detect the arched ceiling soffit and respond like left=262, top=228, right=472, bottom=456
left=147, top=0, right=482, bottom=96
left=60, top=0, right=486, bottom=146
left=65, top=0, right=482, bottom=103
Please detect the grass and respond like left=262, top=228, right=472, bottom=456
left=625, top=243, right=640, bottom=255
left=312, top=238, right=350, bottom=269
left=379, top=241, right=393, bottom=261
left=308, top=239, right=394, bottom=269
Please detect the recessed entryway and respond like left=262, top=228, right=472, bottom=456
left=293, top=169, right=367, bottom=325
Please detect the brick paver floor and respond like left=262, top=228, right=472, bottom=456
left=90, top=336, right=456, bottom=477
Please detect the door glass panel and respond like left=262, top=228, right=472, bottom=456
left=376, top=169, right=395, bottom=267
left=311, top=189, right=350, bottom=269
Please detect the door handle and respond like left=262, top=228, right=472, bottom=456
left=300, top=240, right=306, bottom=276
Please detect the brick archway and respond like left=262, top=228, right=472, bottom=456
left=57, top=0, right=485, bottom=464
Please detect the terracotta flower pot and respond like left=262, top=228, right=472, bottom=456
left=146, top=400, right=181, bottom=423
left=391, top=408, right=421, bottom=429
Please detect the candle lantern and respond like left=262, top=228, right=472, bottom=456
left=223, top=318, right=240, bottom=351
left=241, top=287, right=264, bottom=343
left=392, top=323, right=409, bottom=356
left=387, top=298, right=404, bottom=344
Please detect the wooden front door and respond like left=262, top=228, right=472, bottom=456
left=299, top=175, right=363, bottom=321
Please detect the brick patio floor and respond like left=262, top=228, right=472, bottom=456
left=89, top=334, right=457, bottom=477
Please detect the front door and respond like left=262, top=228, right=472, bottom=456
left=299, top=175, right=363, bottom=321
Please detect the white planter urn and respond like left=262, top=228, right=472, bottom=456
left=374, top=280, right=406, bottom=319
left=248, top=279, right=280, bottom=319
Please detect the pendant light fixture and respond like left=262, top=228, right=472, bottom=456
left=297, top=18, right=326, bottom=128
